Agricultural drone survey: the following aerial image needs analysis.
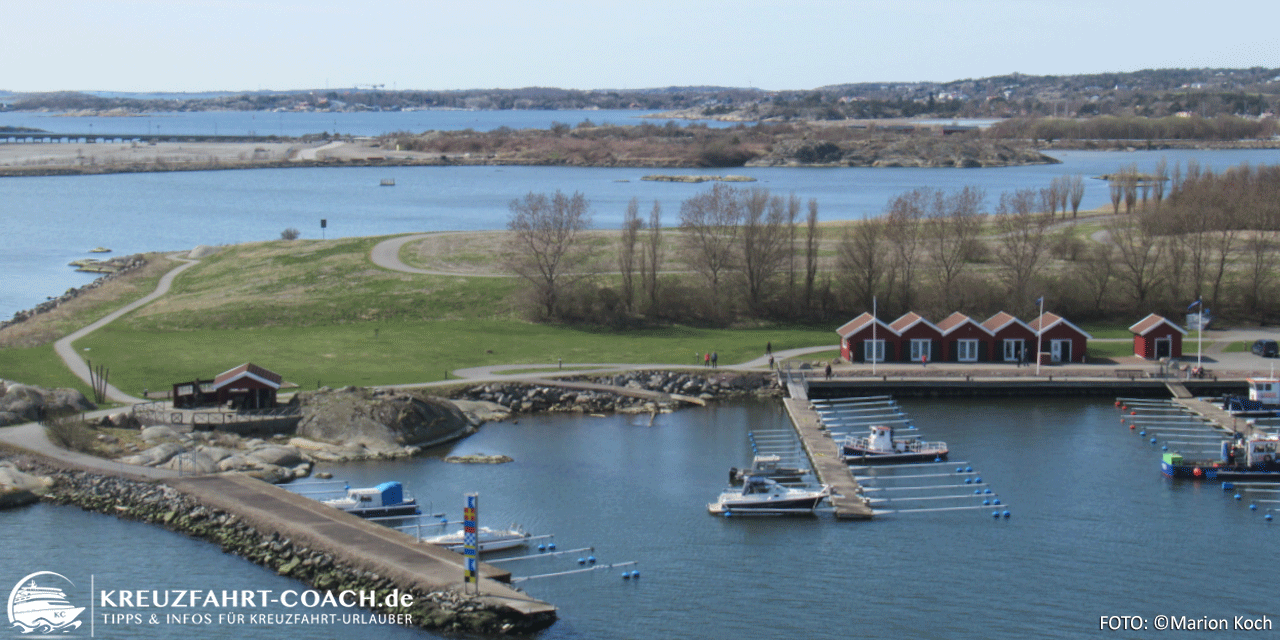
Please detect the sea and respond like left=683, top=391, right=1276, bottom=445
left=3, top=398, right=1277, bottom=639
left=1, top=111, right=1279, bottom=638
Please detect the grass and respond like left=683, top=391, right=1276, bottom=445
left=1220, top=341, right=1250, bottom=353
left=1086, top=342, right=1137, bottom=358
left=1077, top=324, right=1135, bottom=340
left=0, top=345, right=95, bottom=397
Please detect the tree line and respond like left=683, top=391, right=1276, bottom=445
left=505, top=163, right=1279, bottom=328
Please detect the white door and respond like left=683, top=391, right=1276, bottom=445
left=911, top=339, right=930, bottom=362
left=1050, top=340, right=1066, bottom=363
left=1003, top=339, right=1023, bottom=362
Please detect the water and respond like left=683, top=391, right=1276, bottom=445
left=4, top=397, right=1271, bottom=639
left=2, top=136, right=1278, bottom=319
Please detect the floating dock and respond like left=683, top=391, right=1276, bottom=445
left=780, top=397, right=873, bottom=519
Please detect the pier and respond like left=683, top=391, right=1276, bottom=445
left=779, top=393, right=873, bottom=519
left=168, top=473, right=557, bottom=621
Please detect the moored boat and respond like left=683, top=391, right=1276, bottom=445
left=421, top=525, right=531, bottom=551
left=729, top=454, right=811, bottom=485
left=840, top=424, right=948, bottom=464
left=1223, top=378, right=1280, bottom=417
left=1162, top=436, right=1280, bottom=481
left=321, top=481, right=420, bottom=517
left=707, top=477, right=831, bottom=515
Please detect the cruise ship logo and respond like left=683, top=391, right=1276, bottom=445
left=6, top=572, right=83, bottom=634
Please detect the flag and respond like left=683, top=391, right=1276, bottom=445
left=1035, top=296, right=1044, bottom=306
left=1187, top=298, right=1201, bottom=311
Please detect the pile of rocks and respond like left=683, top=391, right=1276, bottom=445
left=0, top=380, right=97, bottom=426
left=454, top=370, right=777, bottom=415
left=23, top=459, right=548, bottom=634
left=113, top=426, right=313, bottom=483
left=0, top=254, right=147, bottom=331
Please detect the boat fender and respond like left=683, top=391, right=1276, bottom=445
left=1235, top=494, right=1242, bottom=500
left=1193, top=468, right=1202, bottom=477
left=1267, top=514, right=1274, bottom=521
left=1003, top=511, right=1011, bottom=518
left=1250, top=504, right=1258, bottom=511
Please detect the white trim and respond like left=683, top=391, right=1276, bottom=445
left=957, top=339, right=980, bottom=362
left=864, top=339, right=886, bottom=363
left=212, top=371, right=281, bottom=391
left=1002, top=339, right=1025, bottom=362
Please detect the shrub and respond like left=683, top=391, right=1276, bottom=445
left=280, top=228, right=301, bottom=240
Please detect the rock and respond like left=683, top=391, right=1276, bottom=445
left=118, top=442, right=184, bottom=467
left=291, top=387, right=475, bottom=454
left=246, top=445, right=306, bottom=468
left=0, top=488, right=38, bottom=509
left=448, top=399, right=511, bottom=425
left=0, top=462, right=53, bottom=495
left=444, top=454, right=513, bottom=464
left=0, top=381, right=96, bottom=425
left=141, top=425, right=182, bottom=443
left=158, top=450, right=218, bottom=474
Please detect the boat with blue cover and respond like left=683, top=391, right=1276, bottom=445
left=322, top=481, right=420, bottom=517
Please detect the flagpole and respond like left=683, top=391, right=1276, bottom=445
left=1197, top=298, right=1203, bottom=369
left=1035, top=296, right=1044, bottom=376
left=871, top=296, right=877, bottom=376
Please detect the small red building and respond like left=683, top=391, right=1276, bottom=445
left=982, top=312, right=1038, bottom=363
left=837, top=312, right=898, bottom=363
left=889, top=312, right=943, bottom=363
left=1129, top=314, right=1186, bottom=359
left=936, top=312, right=995, bottom=362
left=1029, top=312, right=1092, bottom=363
left=213, top=363, right=283, bottom=410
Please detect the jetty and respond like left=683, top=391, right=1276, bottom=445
left=779, top=368, right=872, bottom=519
left=169, top=473, right=556, bottom=621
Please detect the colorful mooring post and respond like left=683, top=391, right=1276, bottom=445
left=464, top=493, right=478, bottom=594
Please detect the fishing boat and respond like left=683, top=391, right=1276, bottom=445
left=1223, top=378, right=1280, bottom=417
left=840, top=424, right=948, bottom=464
left=9, top=579, right=84, bottom=633
left=1162, top=435, right=1280, bottom=482
left=729, top=454, right=810, bottom=485
left=321, top=481, right=420, bottom=517
left=707, top=477, right=831, bottom=515
left=421, top=525, right=531, bottom=551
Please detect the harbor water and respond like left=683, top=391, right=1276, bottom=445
left=4, top=397, right=1273, bottom=639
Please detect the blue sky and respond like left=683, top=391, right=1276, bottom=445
left=5, top=0, right=1277, bottom=93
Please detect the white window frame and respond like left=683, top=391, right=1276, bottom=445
left=864, top=339, right=885, bottom=363
left=910, top=339, right=931, bottom=362
left=1003, top=339, right=1024, bottom=362
left=957, top=339, right=979, bottom=362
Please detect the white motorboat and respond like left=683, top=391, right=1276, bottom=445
left=729, top=454, right=811, bottom=485
left=322, top=481, right=420, bottom=517
left=841, top=424, right=948, bottom=464
left=422, top=525, right=531, bottom=552
left=707, top=477, right=831, bottom=515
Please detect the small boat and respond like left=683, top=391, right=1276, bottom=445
left=380, top=178, right=395, bottom=186
left=707, top=477, right=831, bottom=515
left=88, top=247, right=112, bottom=253
left=840, top=424, right=948, bottom=464
left=1162, top=435, right=1280, bottom=482
left=729, top=454, right=810, bottom=485
left=1223, top=378, right=1280, bottom=417
left=422, top=525, right=531, bottom=551
left=10, top=579, right=84, bottom=633
left=322, top=481, right=420, bottom=517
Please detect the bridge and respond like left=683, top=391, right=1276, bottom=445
left=0, top=132, right=291, bottom=144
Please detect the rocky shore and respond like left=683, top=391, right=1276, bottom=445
left=4, top=456, right=550, bottom=635
left=0, top=254, right=147, bottom=331
left=452, top=370, right=778, bottom=415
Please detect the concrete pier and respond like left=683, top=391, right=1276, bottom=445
left=781, top=397, right=873, bottom=519
left=169, top=474, right=556, bottom=620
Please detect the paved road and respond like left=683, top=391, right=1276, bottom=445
left=370, top=233, right=514, bottom=277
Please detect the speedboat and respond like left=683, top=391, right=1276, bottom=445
left=422, top=525, right=531, bottom=552
left=322, top=481, right=420, bottom=517
left=729, top=454, right=810, bottom=485
left=707, top=477, right=831, bottom=515
left=10, top=579, right=84, bottom=634
left=840, top=424, right=947, bottom=464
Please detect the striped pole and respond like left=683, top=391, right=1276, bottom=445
left=463, top=493, right=478, bottom=594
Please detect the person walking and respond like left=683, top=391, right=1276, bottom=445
left=825, top=363, right=833, bottom=379
left=711, top=352, right=718, bottom=368
left=768, top=354, right=775, bottom=370
left=766, top=341, right=772, bottom=355
left=704, top=352, right=710, bottom=368
left=920, top=353, right=927, bottom=368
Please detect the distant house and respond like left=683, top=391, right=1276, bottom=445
left=1129, top=314, right=1187, bottom=360
left=212, top=363, right=283, bottom=410
left=936, top=312, right=995, bottom=362
left=1029, top=312, right=1092, bottom=363
left=837, top=312, right=898, bottom=363
left=889, top=312, right=943, bottom=363
left=982, top=312, right=1038, bottom=363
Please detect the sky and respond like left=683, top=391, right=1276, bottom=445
left=4, top=0, right=1278, bottom=94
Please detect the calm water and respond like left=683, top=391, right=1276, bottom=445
left=3, top=398, right=1272, bottom=639
left=2, top=128, right=1278, bottom=319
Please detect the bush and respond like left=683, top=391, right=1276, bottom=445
left=280, top=228, right=301, bottom=240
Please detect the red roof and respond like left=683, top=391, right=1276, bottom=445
left=213, top=363, right=283, bottom=390
left=936, top=312, right=993, bottom=336
left=836, top=312, right=895, bottom=337
left=889, top=312, right=940, bottom=334
left=1029, top=312, right=1093, bottom=338
left=1129, top=313, right=1188, bottom=336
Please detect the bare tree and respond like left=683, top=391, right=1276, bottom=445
left=883, top=189, right=927, bottom=313
left=1077, top=243, right=1116, bottom=312
left=803, top=199, right=820, bottom=312
left=1107, top=211, right=1166, bottom=309
left=1152, top=157, right=1168, bottom=206
left=641, top=201, right=663, bottom=313
left=838, top=218, right=888, bottom=311
left=618, top=197, right=642, bottom=314
left=994, top=188, right=1052, bottom=310
left=505, top=190, right=593, bottom=319
left=786, top=193, right=801, bottom=298
left=740, top=190, right=791, bottom=311
left=1068, top=174, right=1085, bottom=219
left=679, top=184, right=742, bottom=302
left=926, top=186, right=985, bottom=311
left=1108, top=178, right=1123, bottom=215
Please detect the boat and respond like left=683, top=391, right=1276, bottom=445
left=321, top=481, right=420, bottom=517
left=707, top=477, right=831, bottom=515
left=729, top=454, right=810, bottom=485
left=421, top=525, right=531, bottom=551
left=840, top=424, right=948, bottom=464
left=1223, top=378, right=1280, bottom=417
left=9, top=579, right=84, bottom=633
left=88, top=247, right=112, bottom=253
left=380, top=178, right=395, bottom=186
left=1162, top=435, right=1280, bottom=481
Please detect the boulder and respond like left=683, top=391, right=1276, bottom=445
left=0, top=381, right=96, bottom=425
left=141, top=425, right=182, bottom=443
left=290, top=387, right=474, bottom=453
left=246, top=445, right=305, bottom=468
left=118, top=442, right=184, bottom=467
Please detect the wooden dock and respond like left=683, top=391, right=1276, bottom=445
left=1173, top=396, right=1269, bottom=439
left=781, top=397, right=873, bottom=519
left=169, top=474, right=557, bottom=620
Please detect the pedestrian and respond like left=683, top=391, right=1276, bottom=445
left=711, top=352, right=718, bottom=369
left=768, top=354, right=775, bottom=370
left=920, top=353, right=927, bottom=368
left=825, top=363, right=833, bottom=379
left=704, top=352, right=710, bottom=368
left=766, top=341, right=772, bottom=355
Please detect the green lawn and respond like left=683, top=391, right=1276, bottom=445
left=1220, top=341, right=1250, bottom=353
left=1086, top=341, right=1136, bottom=358
left=1078, top=324, right=1134, bottom=340
left=0, top=345, right=94, bottom=396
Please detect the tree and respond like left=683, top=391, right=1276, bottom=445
left=926, top=186, right=986, bottom=311
left=994, top=188, right=1052, bottom=310
left=1068, top=174, right=1085, bottom=219
left=1106, top=211, right=1166, bottom=309
left=883, top=189, right=927, bottom=314
left=838, top=218, right=888, bottom=311
left=739, top=190, right=791, bottom=311
left=642, top=201, right=663, bottom=313
left=505, top=190, right=593, bottom=319
left=618, top=198, right=642, bottom=314
left=679, top=184, right=742, bottom=303
left=803, top=199, right=820, bottom=312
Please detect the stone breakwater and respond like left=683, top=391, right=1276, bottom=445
left=22, top=458, right=548, bottom=635
left=453, top=370, right=779, bottom=415
left=0, top=254, right=147, bottom=330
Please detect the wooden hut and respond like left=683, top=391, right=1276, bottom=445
left=836, top=312, right=898, bottom=363
left=1129, top=314, right=1186, bottom=359
left=936, top=312, right=995, bottom=362
left=1029, top=312, right=1092, bottom=363
left=889, top=312, right=943, bottom=363
left=981, top=312, right=1037, bottom=363
left=212, top=363, right=283, bottom=410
